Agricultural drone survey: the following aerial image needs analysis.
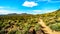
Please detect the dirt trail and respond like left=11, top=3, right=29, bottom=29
left=38, top=18, right=60, bottom=34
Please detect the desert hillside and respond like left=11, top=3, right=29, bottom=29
left=0, top=9, right=60, bottom=34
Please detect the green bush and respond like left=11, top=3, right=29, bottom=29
left=50, top=23, right=60, bottom=31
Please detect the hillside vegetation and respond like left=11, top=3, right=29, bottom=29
left=0, top=9, right=60, bottom=34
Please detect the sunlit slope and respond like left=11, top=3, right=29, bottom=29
left=38, top=9, right=60, bottom=31
left=0, top=9, right=60, bottom=34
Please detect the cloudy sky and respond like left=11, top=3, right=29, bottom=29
left=0, top=0, right=60, bottom=14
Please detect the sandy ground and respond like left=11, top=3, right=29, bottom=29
left=38, top=19, right=60, bottom=34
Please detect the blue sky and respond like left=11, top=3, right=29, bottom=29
left=0, top=0, right=60, bottom=14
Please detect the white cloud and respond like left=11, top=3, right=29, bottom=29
left=22, top=1, right=38, bottom=7
left=38, top=0, right=50, bottom=1
left=0, top=10, right=17, bottom=14
left=48, top=0, right=60, bottom=3
left=0, top=9, right=23, bottom=14
left=33, top=9, right=56, bottom=14
left=0, top=10, right=11, bottom=14
left=33, top=10, right=41, bottom=13
left=36, top=0, right=60, bottom=3
left=43, top=9, right=56, bottom=13
left=0, top=7, right=5, bottom=8
left=0, top=9, right=57, bottom=14
left=0, top=6, right=10, bottom=9
left=42, top=0, right=48, bottom=1
left=0, top=6, right=23, bottom=14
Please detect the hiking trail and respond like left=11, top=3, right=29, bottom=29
left=38, top=18, right=60, bottom=34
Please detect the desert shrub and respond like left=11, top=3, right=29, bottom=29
left=50, top=23, right=60, bottom=31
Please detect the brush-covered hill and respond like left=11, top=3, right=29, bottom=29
left=0, top=13, right=40, bottom=34
left=0, top=9, right=60, bottom=34
left=38, top=9, right=60, bottom=31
